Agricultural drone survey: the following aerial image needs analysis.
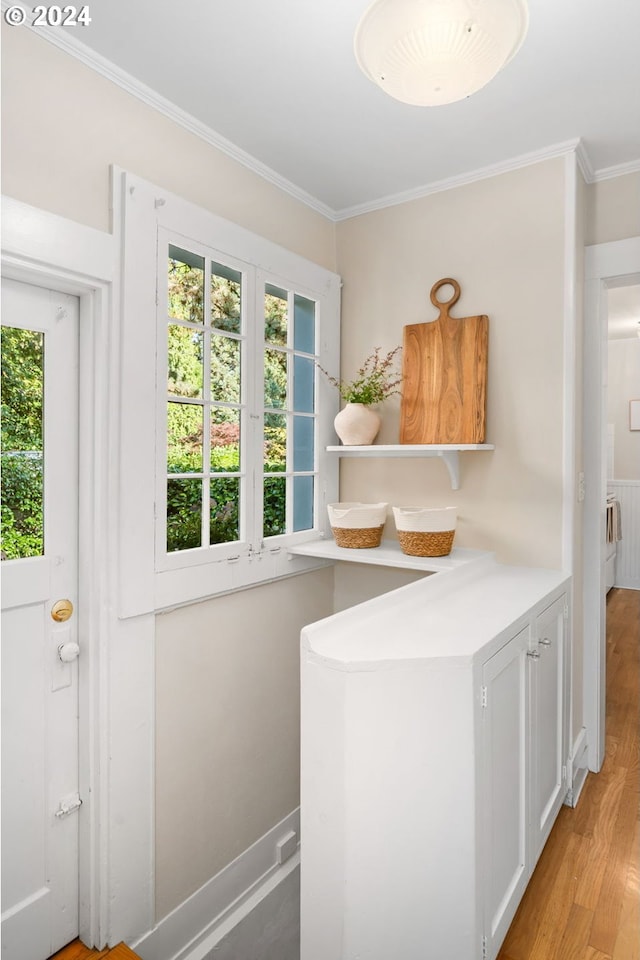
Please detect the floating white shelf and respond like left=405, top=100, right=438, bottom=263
left=288, top=539, right=493, bottom=574
left=326, top=443, right=494, bottom=490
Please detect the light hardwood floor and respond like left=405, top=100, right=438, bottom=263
left=498, top=587, right=640, bottom=960
left=50, top=940, right=140, bottom=960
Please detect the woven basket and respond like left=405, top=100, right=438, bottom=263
left=331, top=524, right=385, bottom=549
left=397, top=529, right=455, bottom=557
left=328, top=502, right=387, bottom=549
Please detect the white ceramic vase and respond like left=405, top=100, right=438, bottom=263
left=334, top=403, right=381, bottom=445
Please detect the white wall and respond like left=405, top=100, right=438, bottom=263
left=571, top=166, right=587, bottom=758
left=335, top=159, right=567, bottom=568
left=4, top=17, right=633, bottom=951
left=586, top=172, right=640, bottom=247
left=332, top=564, right=429, bottom=613
left=0, top=23, right=336, bottom=271
left=1, top=23, right=339, bottom=933
left=155, top=569, right=334, bottom=918
left=607, top=338, right=640, bottom=481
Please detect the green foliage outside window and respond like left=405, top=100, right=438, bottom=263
left=265, top=290, right=288, bottom=345
left=165, top=442, right=287, bottom=549
left=1, top=326, right=44, bottom=559
left=166, top=256, right=295, bottom=551
left=168, top=256, right=204, bottom=324
left=1, top=454, right=44, bottom=559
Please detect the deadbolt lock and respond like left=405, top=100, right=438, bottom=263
left=51, top=599, right=73, bottom=623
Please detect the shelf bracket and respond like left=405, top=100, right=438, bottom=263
left=441, top=452, right=460, bottom=490
left=325, top=443, right=493, bottom=490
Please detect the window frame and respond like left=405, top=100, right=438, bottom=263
left=157, top=230, right=256, bottom=569
left=118, top=171, right=340, bottom=616
left=255, top=266, right=323, bottom=546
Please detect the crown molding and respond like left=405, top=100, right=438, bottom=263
left=590, top=158, right=640, bottom=183
left=334, top=139, right=584, bottom=220
left=10, top=15, right=638, bottom=222
left=575, top=140, right=595, bottom=183
left=15, top=15, right=337, bottom=222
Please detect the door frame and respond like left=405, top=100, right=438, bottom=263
left=2, top=196, right=115, bottom=948
left=583, top=235, right=640, bottom=771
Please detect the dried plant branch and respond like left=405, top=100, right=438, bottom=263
left=318, top=346, right=402, bottom=405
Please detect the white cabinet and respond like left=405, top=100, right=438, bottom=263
left=481, top=627, right=530, bottom=958
left=300, top=564, right=570, bottom=960
left=480, top=595, right=568, bottom=960
left=529, top=595, right=567, bottom=865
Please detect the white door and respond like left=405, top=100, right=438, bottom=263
left=1, top=278, right=80, bottom=960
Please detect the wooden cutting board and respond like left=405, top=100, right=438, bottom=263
left=400, top=278, right=488, bottom=444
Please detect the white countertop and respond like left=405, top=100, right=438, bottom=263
left=301, top=559, right=569, bottom=666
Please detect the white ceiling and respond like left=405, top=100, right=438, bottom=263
left=28, top=0, right=640, bottom=217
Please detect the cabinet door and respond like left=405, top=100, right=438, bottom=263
left=529, top=595, right=566, bottom=865
left=481, top=626, right=530, bottom=960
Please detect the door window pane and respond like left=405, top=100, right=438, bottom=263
left=264, top=414, right=286, bottom=472
left=168, top=325, right=203, bottom=398
left=211, top=407, right=240, bottom=473
left=293, top=476, right=314, bottom=532
left=211, top=261, right=242, bottom=334
left=293, top=416, right=314, bottom=472
left=210, top=477, right=240, bottom=544
left=168, top=246, right=205, bottom=324
left=265, top=285, right=288, bottom=346
left=264, top=349, right=287, bottom=408
left=293, top=355, right=315, bottom=413
left=167, top=478, right=202, bottom=552
left=167, top=402, right=202, bottom=473
left=264, top=477, right=286, bottom=538
left=211, top=335, right=240, bottom=403
left=0, top=326, right=44, bottom=560
left=294, top=295, right=315, bottom=354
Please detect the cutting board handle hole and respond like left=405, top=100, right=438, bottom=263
left=430, top=278, right=461, bottom=316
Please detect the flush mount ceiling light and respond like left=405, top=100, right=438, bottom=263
left=354, top=0, right=529, bottom=106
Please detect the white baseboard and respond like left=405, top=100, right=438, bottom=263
left=133, top=808, right=300, bottom=960
left=181, top=859, right=299, bottom=960
left=569, top=727, right=589, bottom=808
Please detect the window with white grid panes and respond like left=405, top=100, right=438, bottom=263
left=262, top=284, right=317, bottom=539
left=166, top=244, right=246, bottom=554
left=119, top=173, right=339, bottom=611
left=162, top=244, right=320, bottom=560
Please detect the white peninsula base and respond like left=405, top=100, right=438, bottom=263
left=300, top=558, right=570, bottom=960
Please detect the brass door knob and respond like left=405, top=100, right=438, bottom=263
left=51, top=599, right=73, bottom=622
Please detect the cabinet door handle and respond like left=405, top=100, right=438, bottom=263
left=539, top=637, right=552, bottom=646
left=527, top=650, right=541, bottom=659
